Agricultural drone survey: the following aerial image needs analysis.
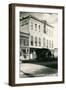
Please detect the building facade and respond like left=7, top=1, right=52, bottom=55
left=20, top=15, right=54, bottom=60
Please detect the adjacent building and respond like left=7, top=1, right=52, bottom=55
left=20, top=15, right=54, bottom=60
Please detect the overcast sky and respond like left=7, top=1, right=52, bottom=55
left=20, top=12, right=58, bottom=26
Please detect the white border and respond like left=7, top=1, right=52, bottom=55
left=15, top=6, right=63, bottom=84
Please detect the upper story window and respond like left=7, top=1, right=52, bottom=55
left=39, top=25, right=40, bottom=32
left=20, top=36, right=29, bottom=47
left=35, top=37, right=37, bottom=46
left=52, top=41, right=53, bottom=48
left=44, top=25, right=46, bottom=33
left=43, top=38, right=45, bottom=47
left=31, top=22, right=33, bottom=30
left=47, top=40, right=48, bottom=48
left=49, top=40, right=51, bottom=48
left=35, top=24, right=37, bottom=31
left=39, top=37, right=41, bottom=47
left=31, top=36, right=33, bottom=46
left=44, top=21, right=46, bottom=33
left=25, top=39, right=29, bottom=46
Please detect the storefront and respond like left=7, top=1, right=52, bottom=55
left=20, top=33, right=30, bottom=61
left=20, top=48, right=30, bottom=60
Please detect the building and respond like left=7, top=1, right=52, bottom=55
left=20, top=15, right=54, bottom=60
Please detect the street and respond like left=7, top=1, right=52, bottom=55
left=19, top=62, right=58, bottom=78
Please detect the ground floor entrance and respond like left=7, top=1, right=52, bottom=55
left=20, top=48, right=37, bottom=61
left=20, top=48, right=53, bottom=61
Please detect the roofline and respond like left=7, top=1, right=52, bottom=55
left=20, top=15, right=54, bottom=28
left=20, top=15, right=43, bottom=23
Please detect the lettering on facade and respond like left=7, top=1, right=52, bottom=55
left=21, top=19, right=28, bottom=26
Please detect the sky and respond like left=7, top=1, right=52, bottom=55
left=20, top=12, right=58, bottom=24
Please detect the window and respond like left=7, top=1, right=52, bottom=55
left=49, top=40, right=51, bottom=48
left=44, top=21, right=46, bottom=33
left=23, top=39, right=25, bottom=46
left=35, top=37, right=37, bottom=46
left=35, top=24, right=37, bottom=31
left=39, top=37, right=41, bottom=46
left=47, top=40, right=48, bottom=48
left=31, top=22, right=33, bottom=30
left=20, top=37, right=29, bottom=47
left=43, top=38, right=45, bottom=47
left=39, top=25, right=40, bottom=32
left=20, top=39, right=21, bottom=47
left=22, top=49, right=26, bottom=59
left=52, top=41, right=53, bottom=48
left=20, top=37, right=25, bottom=46
left=25, top=39, right=29, bottom=46
left=31, top=36, right=33, bottom=46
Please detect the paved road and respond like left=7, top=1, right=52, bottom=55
left=19, top=63, right=58, bottom=78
